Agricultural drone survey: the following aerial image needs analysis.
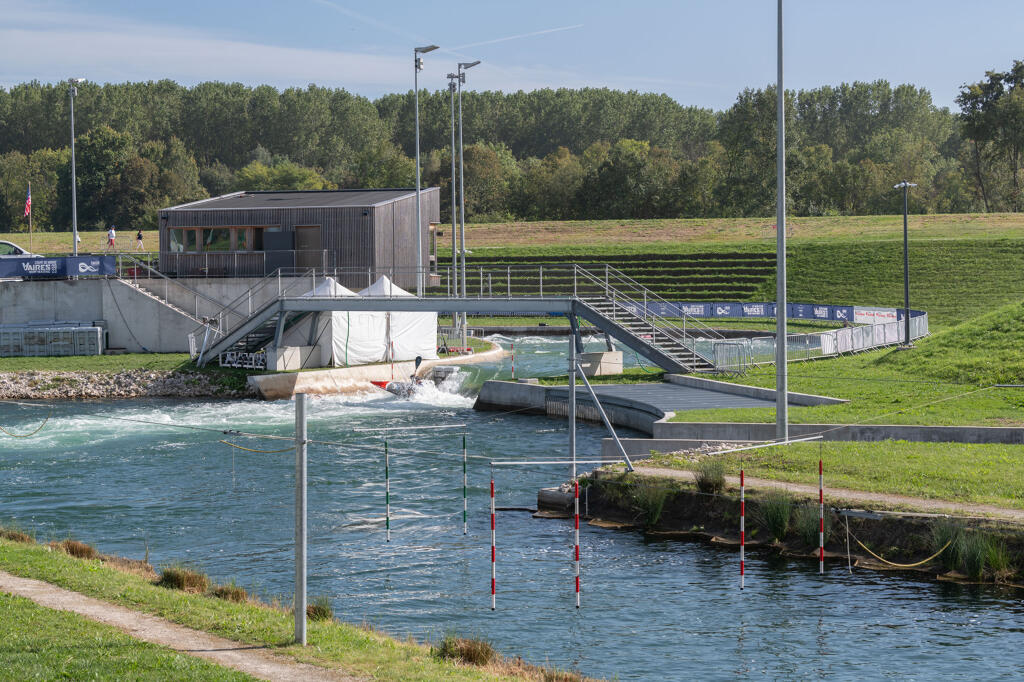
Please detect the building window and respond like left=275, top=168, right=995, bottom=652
left=203, top=228, right=232, bottom=251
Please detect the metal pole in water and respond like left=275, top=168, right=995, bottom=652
left=462, top=433, right=468, bottom=536
left=775, top=0, right=789, bottom=442
left=511, top=342, right=515, bottom=380
left=740, top=469, right=745, bottom=590
left=490, top=471, right=496, bottom=610
left=569, top=334, right=579, bottom=607
left=385, top=436, right=391, bottom=543
left=819, top=458, right=824, bottom=575
left=294, top=392, right=307, bottom=645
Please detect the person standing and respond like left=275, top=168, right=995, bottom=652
left=105, top=225, right=116, bottom=252
left=135, top=229, right=144, bottom=251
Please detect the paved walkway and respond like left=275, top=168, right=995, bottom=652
left=548, top=382, right=774, bottom=413
left=0, top=571, right=361, bottom=682
left=635, top=466, right=1024, bottom=523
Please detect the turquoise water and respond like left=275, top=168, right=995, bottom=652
left=1, top=336, right=1022, bottom=680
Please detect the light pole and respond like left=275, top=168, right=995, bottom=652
left=775, top=0, right=788, bottom=441
left=457, top=60, right=480, bottom=349
left=447, top=73, right=459, bottom=330
left=895, top=180, right=917, bottom=347
left=69, top=78, right=84, bottom=256
left=413, top=45, right=438, bottom=296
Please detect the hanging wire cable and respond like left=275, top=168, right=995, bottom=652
left=0, top=411, right=51, bottom=438
left=219, top=440, right=298, bottom=454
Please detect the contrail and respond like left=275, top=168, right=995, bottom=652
left=451, top=24, right=584, bottom=50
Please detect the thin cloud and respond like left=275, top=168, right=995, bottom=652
left=451, top=24, right=584, bottom=51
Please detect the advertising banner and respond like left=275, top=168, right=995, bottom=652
left=676, top=303, right=709, bottom=318
left=0, top=256, right=116, bottom=278
left=853, top=306, right=898, bottom=324
left=711, top=302, right=744, bottom=317
left=741, top=303, right=771, bottom=317
left=832, top=305, right=854, bottom=323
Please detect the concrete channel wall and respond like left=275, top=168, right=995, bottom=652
left=0, top=279, right=197, bottom=353
left=664, top=374, right=846, bottom=406
left=651, top=420, right=1024, bottom=445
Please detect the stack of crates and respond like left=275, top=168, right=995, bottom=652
left=0, top=323, right=105, bottom=357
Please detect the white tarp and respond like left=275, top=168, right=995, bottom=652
left=280, top=277, right=388, bottom=367
left=358, top=276, right=438, bottom=362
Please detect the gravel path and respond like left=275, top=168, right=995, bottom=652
left=0, top=570, right=362, bottom=682
left=634, top=465, right=1024, bottom=523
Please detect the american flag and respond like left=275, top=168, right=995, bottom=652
left=24, top=185, right=31, bottom=217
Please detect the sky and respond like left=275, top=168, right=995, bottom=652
left=1, top=0, right=1022, bottom=111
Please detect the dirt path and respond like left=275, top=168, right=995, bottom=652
left=0, top=570, right=363, bottom=682
left=634, top=466, right=1024, bottom=523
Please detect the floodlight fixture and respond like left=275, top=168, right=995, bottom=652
left=415, top=44, right=439, bottom=53
left=459, top=60, right=481, bottom=69
left=893, top=181, right=917, bottom=189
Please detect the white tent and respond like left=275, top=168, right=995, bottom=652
left=358, top=276, right=438, bottom=362
left=280, top=277, right=388, bottom=367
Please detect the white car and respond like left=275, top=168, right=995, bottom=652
left=0, top=240, right=42, bottom=258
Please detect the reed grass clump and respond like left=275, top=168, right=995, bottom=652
left=987, top=540, right=1013, bottom=582
left=630, top=480, right=670, bottom=529
left=433, top=635, right=496, bottom=666
left=57, top=539, right=99, bottom=560
left=0, top=526, right=34, bottom=544
left=306, top=595, right=334, bottom=622
left=753, top=492, right=793, bottom=543
left=211, top=580, right=248, bottom=603
left=961, top=532, right=990, bottom=580
left=792, top=504, right=831, bottom=547
left=694, top=458, right=726, bottom=495
left=157, top=564, right=210, bottom=594
left=931, top=521, right=965, bottom=572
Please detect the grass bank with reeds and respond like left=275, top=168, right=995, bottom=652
left=0, top=533, right=591, bottom=681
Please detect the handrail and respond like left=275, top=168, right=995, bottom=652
left=572, top=265, right=716, bottom=366
left=601, top=264, right=726, bottom=340
left=116, top=254, right=229, bottom=323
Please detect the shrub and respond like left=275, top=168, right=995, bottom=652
left=0, top=526, right=33, bottom=544
left=961, top=532, right=990, bottom=581
left=542, top=670, right=583, bottom=682
left=58, top=539, right=99, bottom=560
left=211, top=581, right=248, bottom=603
left=753, top=492, right=793, bottom=543
left=792, top=504, right=832, bottom=547
left=157, top=565, right=210, bottom=594
left=433, top=635, right=495, bottom=666
left=694, top=458, right=725, bottom=495
left=306, top=595, right=334, bottom=622
left=630, top=480, right=670, bottom=529
left=931, top=521, right=964, bottom=572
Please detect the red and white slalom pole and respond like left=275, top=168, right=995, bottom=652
left=740, top=469, right=745, bottom=590
left=819, top=459, right=824, bottom=575
left=574, top=478, right=581, bottom=609
left=511, top=342, right=515, bottom=380
left=490, top=475, right=496, bottom=610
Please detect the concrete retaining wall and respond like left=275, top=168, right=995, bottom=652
left=0, top=279, right=196, bottom=353
left=651, top=420, right=1024, bottom=444
left=474, top=380, right=549, bottom=415
left=665, top=374, right=846, bottom=406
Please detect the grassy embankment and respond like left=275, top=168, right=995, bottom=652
left=669, top=299, right=1024, bottom=426
left=640, top=440, right=1024, bottom=511
left=0, top=537, right=570, bottom=681
left=0, top=591, right=253, bottom=681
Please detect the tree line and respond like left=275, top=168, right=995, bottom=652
left=0, top=61, right=1021, bottom=233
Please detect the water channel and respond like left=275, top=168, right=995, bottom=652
left=1, top=336, right=1021, bottom=679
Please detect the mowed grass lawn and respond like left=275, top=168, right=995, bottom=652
left=0, top=539, right=529, bottom=681
left=453, top=213, right=1024, bottom=252
left=643, top=440, right=1024, bottom=510
left=0, top=591, right=253, bottom=681
left=0, top=230, right=158, bottom=254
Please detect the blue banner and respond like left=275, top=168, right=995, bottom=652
left=711, top=302, right=744, bottom=317
left=832, top=305, right=854, bottom=322
left=741, top=302, right=771, bottom=317
left=0, top=256, right=116, bottom=278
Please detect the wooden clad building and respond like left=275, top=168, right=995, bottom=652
left=158, top=188, right=440, bottom=289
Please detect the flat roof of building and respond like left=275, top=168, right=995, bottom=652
left=164, top=189, right=433, bottom=211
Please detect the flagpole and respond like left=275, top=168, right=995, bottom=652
left=28, top=181, right=33, bottom=252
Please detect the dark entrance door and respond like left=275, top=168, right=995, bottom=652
left=295, top=226, right=322, bottom=270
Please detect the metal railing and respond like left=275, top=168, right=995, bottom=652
left=160, top=250, right=334, bottom=278
left=115, top=254, right=232, bottom=324
left=695, top=312, right=930, bottom=373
